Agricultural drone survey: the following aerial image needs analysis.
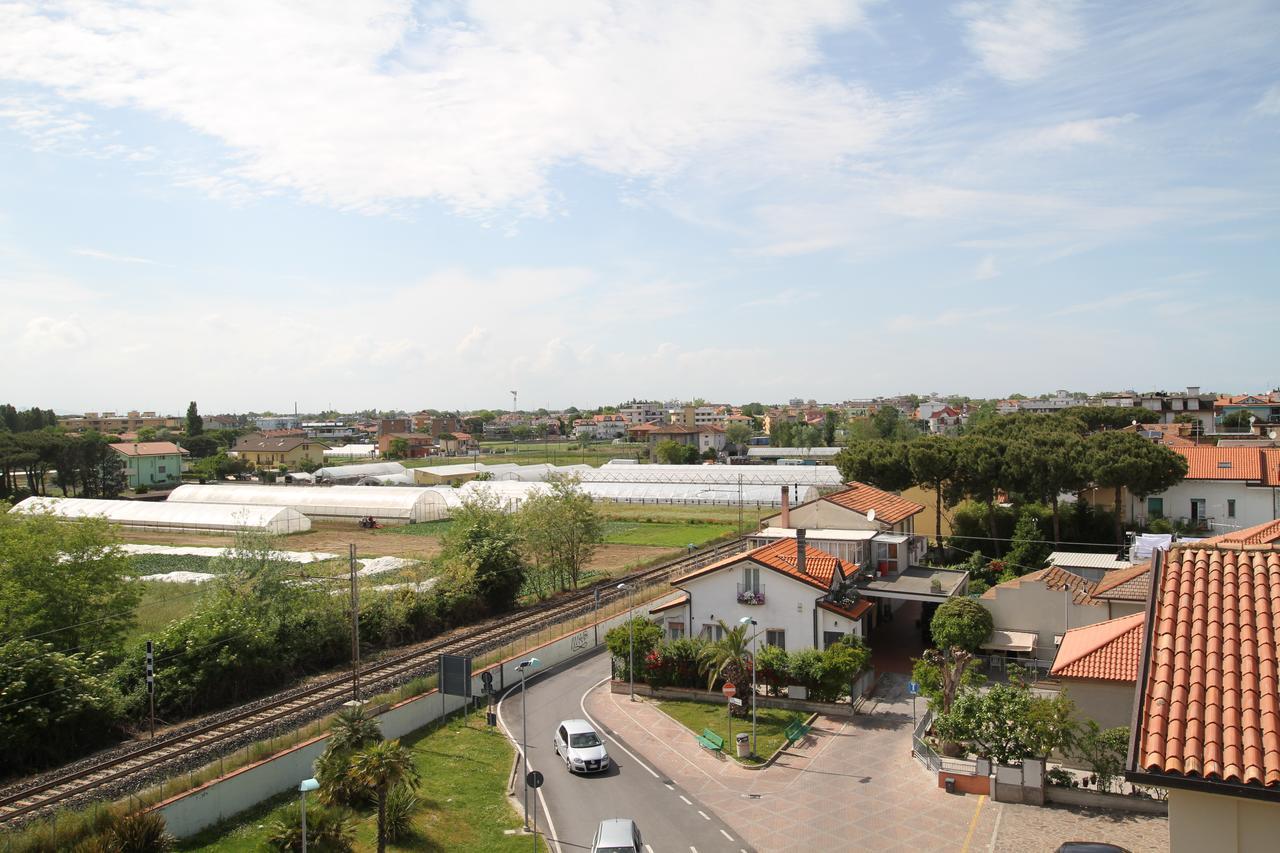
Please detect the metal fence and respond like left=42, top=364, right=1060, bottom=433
left=911, top=708, right=980, bottom=775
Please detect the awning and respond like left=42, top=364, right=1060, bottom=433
left=982, top=630, right=1037, bottom=653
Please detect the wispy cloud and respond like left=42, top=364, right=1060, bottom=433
left=973, top=254, right=999, bottom=280
left=1011, top=114, right=1137, bottom=151
left=743, top=289, right=817, bottom=308
left=73, top=248, right=157, bottom=265
left=1255, top=84, right=1280, bottom=117
left=955, top=0, right=1082, bottom=84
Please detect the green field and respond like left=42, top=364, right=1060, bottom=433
left=385, top=517, right=740, bottom=548
left=176, top=710, right=543, bottom=852
left=404, top=440, right=644, bottom=469
left=653, top=698, right=800, bottom=765
left=125, top=553, right=217, bottom=576
left=126, top=580, right=210, bottom=644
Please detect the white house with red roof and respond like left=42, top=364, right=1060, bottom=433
left=1126, top=445, right=1280, bottom=533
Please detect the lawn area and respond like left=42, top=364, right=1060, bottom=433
left=176, top=709, right=543, bottom=852
left=653, top=698, right=801, bottom=765
left=126, top=580, right=209, bottom=644
left=600, top=520, right=736, bottom=547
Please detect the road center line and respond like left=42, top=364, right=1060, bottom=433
left=679, top=794, right=693, bottom=805
left=496, top=675, right=564, bottom=853
left=697, top=809, right=710, bottom=820
left=720, top=829, right=734, bottom=840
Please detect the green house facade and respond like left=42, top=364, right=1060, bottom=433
left=110, top=441, right=185, bottom=489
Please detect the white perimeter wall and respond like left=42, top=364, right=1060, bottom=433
left=154, top=604, right=643, bottom=838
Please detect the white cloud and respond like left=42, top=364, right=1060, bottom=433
left=456, top=325, right=489, bottom=355
left=19, top=316, right=89, bottom=350
left=887, top=306, right=1008, bottom=332
left=1255, top=84, right=1280, bottom=116
left=956, top=0, right=1082, bottom=83
left=973, top=254, right=999, bottom=280
left=0, top=1, right=893, bottom=215
left=1012, top=114, right=1137, bottom=151
left=1050, top=289, right=1159, bottom=317
left=73, top=247, right=156, bottom=265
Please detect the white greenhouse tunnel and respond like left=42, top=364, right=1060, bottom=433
left=166, top=484, right=449, bottom=524
left=10, top=497, right=312, bottom=535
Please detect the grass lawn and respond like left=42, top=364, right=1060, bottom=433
left=176, top=709, right=542, bottom=852
left=126, top=580, right=209, bottom=644
left=600, top=520, right=736, bottom=548
left=653, top=698, right=801, bottom=765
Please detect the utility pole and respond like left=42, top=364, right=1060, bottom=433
left=349, top=544, right=362, bottom=703
left=146, top=639, right=155, bottom=741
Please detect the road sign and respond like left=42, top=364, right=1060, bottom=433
left=480, top=670, right=494, bottom=694
left=440, top=654, right=472, bottom=698
left=908, top=680, right=920, bottom=696
left=722, top=682, right=736, bottom=698
left=526, top=770, right=544, bottom=789
left=730, top=697, right=743, bottom=706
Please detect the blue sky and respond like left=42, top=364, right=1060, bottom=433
left=0, top=0, right=1277, bottom=414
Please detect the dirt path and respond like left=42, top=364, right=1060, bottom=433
left=118, top=527, right=675, bottom=570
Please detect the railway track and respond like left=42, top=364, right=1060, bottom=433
left=0, top=536, right=749, bottom=827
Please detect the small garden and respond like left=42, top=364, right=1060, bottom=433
left=653, top=699, right=797, bottom=765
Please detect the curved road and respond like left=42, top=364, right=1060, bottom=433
left=499, top=650, right=751, bottom=853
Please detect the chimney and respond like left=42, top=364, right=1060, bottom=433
left=796, top=528, right=807, bottom=576
left=780, top=485, right=791, bottom=529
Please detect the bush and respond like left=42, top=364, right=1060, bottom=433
left=134, top=485, right=149, bottom=494
left=643, top=637, right=704, bottom=688
left=384, top=783, right=422, bottom=842
left=929, top=597, right=993, bottom=652
left=606, top=618, right=664, bottom=682
left=754, top=643, right=791, bottom=696
left=264, top=802, right=356, bottom=852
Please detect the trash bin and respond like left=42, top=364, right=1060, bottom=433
left=736, top=733, right=751, bottom=759
left=944, top=777, right=956, bottom=794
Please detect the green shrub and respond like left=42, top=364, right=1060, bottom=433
left=134, top=485, right=149, bottom=494
left=384, top=783, right=422, bottom=842
left=754, top=643, right=791, bottom=695
left=263, top=802, right=356, bottom=852
left=606, top=618, right=664, bottom=682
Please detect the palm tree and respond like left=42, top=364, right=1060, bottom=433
left=697, top=619, right=757, bottom=714
left=329, top=706, right=382, bottom=752
left=317, top=707, right=383, bottom=807
left=350, top=740, right=421, bottom=853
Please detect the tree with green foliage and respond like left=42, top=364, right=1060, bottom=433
left=440, top=490, right=525, bottom=613
left=318, top=707, right=385, bottom=809
left=350, top=739, right=420, bottom=853
left=934, top=676, right=1077, bottom=765
left=192, top=450, right=249, bottom=482
left=185, top=401, right=203, bottom=437
left=1221, top=410, right=1255, bottom=430
left=1073, top=721, right=1130, bottom=793
left=178, top=433, right=219, bottom=459
left=769, top=420, right=796, bottom=447
left=385, top=437, right=410, bottom=460
left=909, top=435, right=956, bottom=545
left=655, top=439, right=699, bottom=464
left=1084, top=430, right=1188, bottom=543
left=948, top=435, right=1006, bottom=551
left=724, top=422, right=752, bottom=453
left=929, top=596, right=993, bottom=652
left=823, top=410, right=840, bottom=446
left=1060, top=406, right=1159, bottom=432
left=1005, top=510, right=1050, bottom=574
left=1005, top=428, right=1087, bottom=544
left=265, top=802, right=356, bottom=852
left=697, top=619, right=757, bottom=714
left=0, top=508, right=139, bottom=653
left=606, top=617, right=665, bottom=682
left=517, top=475, right=603, bottom=595
left=835, top=439, right=913, bottom=492
left=872, top=406, right=914, bottom=440
left=915, top=646, right=979, bottom=724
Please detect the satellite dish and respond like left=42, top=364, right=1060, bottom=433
left=1270, top=430, right=1278, bottom=440
left=866, top=509, right=876, bottom=523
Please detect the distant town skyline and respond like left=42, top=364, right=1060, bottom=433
left=2, top=2, right=1277, bottom=411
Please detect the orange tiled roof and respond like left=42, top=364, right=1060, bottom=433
left=109, top=441, right=183, bottom=457
left=1204, top=519, right=1280, bottom=547
left=818, top=599, right=873, bottom=621
left=982, top=566, right=1099, bottom=605
left=1134, top=540, right=1280, bottom=791
left=1051, top=612, right=1144, bottom=682
left=1090, top=562, right=1153, bottom=602
left=823, top=482, right=924, bottom=525
left=1174, top=446, right=1264, bottom=481
left=673, top=538, right=845, bottom=593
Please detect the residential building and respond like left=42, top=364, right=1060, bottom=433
left=978, top=567, right=1109, bottom=667
left=1128, top=446, right=1280, bottom=533
left=1215, top=391, right=1280, bottom=431
left=377, top=418, right=411, bottom=436
left=1086, top=562, right=1151, bottom=620
left=1133, top=386, right=1216, bottom=431
left=204, top=414, right=243, bottom=431
left=618, top=401, right=665, bottom=424
left=572, top=414, right=628, bottom=440
left=1126, top=521, right=1280, bottom=851
left=643, top=423, right=725, bottom=457
left=253, top=416, right=300, bottom=431
left=110, top=441, right=184, bottom=489
left=232, top=433, right=330, bottom=468
left=377, top=433, right=434, bottom=458
left=1049, top=612, right=1144, bottom=731
left=411, top=412, right=463, bottom=437
left=61, top=410, right=183, bottom=433
left=760, top=480, right=924, bottom=538
left=670, top=405, right=728, bottom=427
left=301, top=421, right=357, bottom=441
left=438, top=432, right=476, bottom=454
left=1016, top=390, right=1087, bottom=414
left=1046, top=550, right=1134, bottom=583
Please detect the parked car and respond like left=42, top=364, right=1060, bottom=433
left=553, top=719, right=610, bottom=773
left=591, top=818, right=643, bottom=853
left=1055, top=844, right=1132, bottom=853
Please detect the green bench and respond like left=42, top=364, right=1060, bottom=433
left=784, top=718, right=812, bottom=746
left=695, top=728, right=725, bottom=752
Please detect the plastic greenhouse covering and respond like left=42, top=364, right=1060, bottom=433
left=323, top=445, right=379, bottom=458
left=448, top=480, right=816, bottom=510
left=166, top=484, right=449, bottom=524
left=11, top=496, right=312, bottom=534
left=312, top=461, right=407, bottom=482
left=583, top=463, right=844, bottom=487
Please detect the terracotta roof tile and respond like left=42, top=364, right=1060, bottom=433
left=1091, top=562, right=1153, bottom=602
left=1135, top=538, right=1280, bottom=792
left=109, top=441, right=183, bottom=457
left=822, top=481, right=924, bottom=525
left=672, top=538, right=846, bottom=593
left=983, top=567, right=1099, bottom=606
left=1264, top=448, right=1280, bottom=487
left=818, top=599, right=874, bottom=620
left=1175, top=446, right=1264, bottom=480
left=1051, top=612, right=1144, bottom=681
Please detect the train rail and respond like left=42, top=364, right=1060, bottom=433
left=0, top=536, right=749, bottom=827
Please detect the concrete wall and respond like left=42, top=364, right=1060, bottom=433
left=1045, top=785, right=1167, bottom=815
left=1169, top=788, right=1280, bottom=853
left=678, top=561, right=824, bottom=651
left=153, top=602, right=643, bottom=838
left=1059, top=679, right=1134, bottom=732
left=980, top=580, right=1109, bottom=660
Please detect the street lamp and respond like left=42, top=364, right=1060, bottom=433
left=739, top=616, right=758, bottom=756
left=298, top=777, right=319, bottom=853
left=516, top=657, right=540, bottom=830
left=617, top=583, right=634, bottom=701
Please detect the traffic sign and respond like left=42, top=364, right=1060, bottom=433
left=730, top=697, right=743, bottom=706
left=722, top=682, right=736, bottom=698
left=908, top=680, right=919, bottom=696
left=480, top=671, right=494, bottom=693
left=526, top=770, right=544, bottom=789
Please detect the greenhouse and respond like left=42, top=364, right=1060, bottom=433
left=582, top=463, right=844, bottom=488
left=166, top=484, right=449, bottom=524
left=448, top=479, right=817, bottom=511
left=312, top=461, right=407, bottom=483
left=323, top=444, right=379, bottom=458
left=10, top=496, right=312, bottom=535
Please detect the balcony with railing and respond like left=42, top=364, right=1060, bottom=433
left=736, top=583, right=766, bottom=605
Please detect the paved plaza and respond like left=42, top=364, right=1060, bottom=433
left=585, top=674, right=1169, bottom=852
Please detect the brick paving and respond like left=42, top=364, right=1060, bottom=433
left=585, top=673, right=1170, bottom=853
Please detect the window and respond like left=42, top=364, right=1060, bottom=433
left=667, top=621, right=684, bottom=640
left=1227, top=499, right=1236, bottom=519
left=157, top=465, right=166, bottom=473
left=742, top=566, right=761, bottom=593
left=700, top=623, right=723, bottom=641
left=1190, top=499, right=1206, bottom=522
left=1147, top=497, right=1164, bottom=518
left=765, top=629, right=786, bottom=650
left=823, top=631, right=845, bottom=649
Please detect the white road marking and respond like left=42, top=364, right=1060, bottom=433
left=664, top=783, right=674, bottom=790
left=496, top=676, right=564, bottom=853
left=580, top=677, right=661, bottom=778
left=697, top=809, right=710, bottom=820
left=679, top=794, right=692, bottom=805
left=645, top=847, right=654, bottom=853
left=720, top=829, right=734, bottom=840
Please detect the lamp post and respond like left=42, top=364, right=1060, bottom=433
left=739, top=616, right=758, bottom=756
left=617, top=583, right=634, bottom=700
left=298, top=777, right=319, bottom=853
left=516, top=657, right=540, bottom=830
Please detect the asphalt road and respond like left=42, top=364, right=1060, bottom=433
left=498, top=650, right=752, bottom=853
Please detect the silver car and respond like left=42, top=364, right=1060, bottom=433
left=553, top=718, right=610, bottom=773
left=591, top=818, right=642, bottom=853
